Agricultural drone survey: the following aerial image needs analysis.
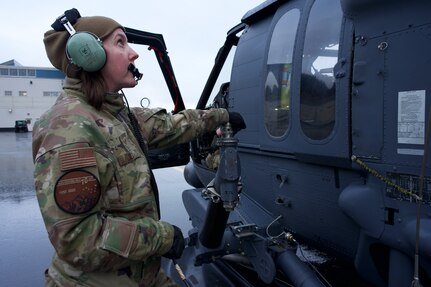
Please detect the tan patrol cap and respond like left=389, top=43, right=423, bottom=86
left=43, top=9, right=124, bottom=78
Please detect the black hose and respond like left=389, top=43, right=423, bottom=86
left=276, top=250, right=325, bottom=287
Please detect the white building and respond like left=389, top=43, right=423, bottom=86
left=0, top=59, right=65, bottom=131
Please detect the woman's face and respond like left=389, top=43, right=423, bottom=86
left=101, top=28, right=139, bottom=92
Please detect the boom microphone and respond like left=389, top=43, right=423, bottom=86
left=128, top=63, right=143, bottom=81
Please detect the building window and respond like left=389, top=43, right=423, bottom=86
left=264, top=8, right=300, bottom=138
left=300, top=0, right=342, bottom=140
left=0, top=68, right=8, bottom=75
left=19, top=69, right=27, bottom=76
left=19, top=91, right=28, bottom=97
left=43, top=91, right=61, bottom=97
left=27, top=69, right=36, bottom=76
left=10, top=69, right=17, bottom=76
left=5, top=90, right=12, bottom=96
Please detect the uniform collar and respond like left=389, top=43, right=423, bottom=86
left=62, top=77, right=125, bottom=114
left=103, top=92, right=125, bottom=115
left=63, top=77, right=82, bottom=90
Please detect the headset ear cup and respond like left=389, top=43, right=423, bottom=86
left=66, top=32, right=106, bottom=72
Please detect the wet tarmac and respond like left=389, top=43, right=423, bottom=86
left=0, top=132, right=191, bottom=286
left=0, top=132, right=371, bottom=286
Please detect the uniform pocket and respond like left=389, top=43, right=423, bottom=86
left=112, top=132, right=141, bottom=166
left=101, top=216, right=137, bottom=258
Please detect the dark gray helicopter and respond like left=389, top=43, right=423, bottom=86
left=126, top=0, right=431, bottom=286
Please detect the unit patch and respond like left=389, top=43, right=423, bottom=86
left=54, top=170, right=101, bottom=214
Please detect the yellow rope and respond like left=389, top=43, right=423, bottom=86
left=351, top=155, right=422, bottom=202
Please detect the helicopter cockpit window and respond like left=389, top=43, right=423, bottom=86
left=300, top=0, right=342, bottom=140
left=264, top=8, right=300, bottom=138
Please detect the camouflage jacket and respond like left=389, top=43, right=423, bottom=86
left=32, top=78, right=229, bottom=286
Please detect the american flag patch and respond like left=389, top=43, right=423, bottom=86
left=59, top=147, right=97, bottom=171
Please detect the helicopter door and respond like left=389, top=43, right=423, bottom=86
left=259, top=0, right=352, bottom=166
left=351, top=2, right=431, bottom=165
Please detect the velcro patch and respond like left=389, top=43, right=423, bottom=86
left=54, top=170, right=101, bottom=214
left=101, top=217, right=137, bottom=258
left=59, top=147, right=97, bottom=171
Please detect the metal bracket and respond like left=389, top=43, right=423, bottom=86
left=230, top=224, right=259, bottom=238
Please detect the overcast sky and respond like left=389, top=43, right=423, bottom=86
left=1, top=0, right=264, bottom=109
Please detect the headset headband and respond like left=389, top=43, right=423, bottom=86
left=51, top=8, right=81, bottom=32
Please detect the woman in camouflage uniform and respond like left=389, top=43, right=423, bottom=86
left=32, top=9, right=245, bottom=287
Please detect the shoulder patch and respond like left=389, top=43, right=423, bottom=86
left=59, top=147, right=97, bottom=171
left=54, top=170, right=101, bottom=214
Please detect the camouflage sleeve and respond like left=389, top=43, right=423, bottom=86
left=131, top=107, right=229, bottom=149
left=33, top=114, right=174, bottom=271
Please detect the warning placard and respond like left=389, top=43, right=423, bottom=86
left=398, top=90, right=426, bottom=144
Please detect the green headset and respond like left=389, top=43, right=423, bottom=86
left=66, top=32, right=106, bottom=72
left=54, top=9, right=106, bottom=72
